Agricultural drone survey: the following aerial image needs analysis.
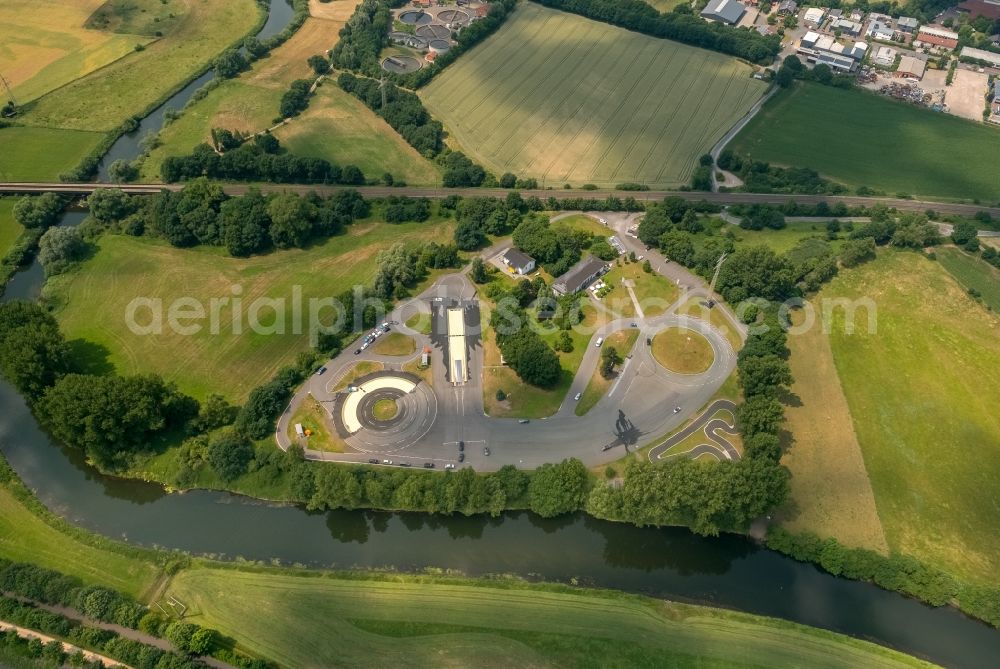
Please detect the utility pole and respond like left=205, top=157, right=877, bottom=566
left=0, top=73, right=18, bottom=117
left=706, top=252, right=727, bottom=309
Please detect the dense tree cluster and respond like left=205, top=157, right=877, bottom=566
left=848, top=207, right=942, bottom=250
left=453, top=193, right=542, bottom=250
left=279, top=79, right=314, bottom=118
left=99, top=183, right=368, bottom=257
left=329, top=0, right=394, bottom=75
left=38, top=226, right=87, bottom=277
left=12, top=193, right=66, bottom=229
left=161, top=134, right=363, bottom=185
left=0, top=301, right=71, bottom=401
left=718, top=149, right=847, bottom=195
left=373, top=240, right=460, bottom=298
left=535, top=0, right=780, bottom=64
left=337, top=72, right=443, bottom=156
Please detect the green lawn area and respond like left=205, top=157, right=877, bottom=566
left=48, top=220, right=453, bottom=402
left=731, top=82, right=1000, bottom=202
left=553, top=213, right=611, bottom=238
left=332, top=361, right=384, bottom=392
left=935, top=246, right=1000, bottom=312
left=404, top=312, right=432, bottom=335
left=0, top=483, right=159, bottom=600
left=652, top=326, right=715, bottom=374
left=287, top=396, right=345, bottom=453
left=0, top=199, right=25, bottom=257
left=728, top=222, right=847, bottom=255
left=824, top=251, right=1000, bottom=583
left=21, top=0, right=261, bottom=131
left=677, top=297, right=743, bottom=351
left=167, top=567, right=934, bottom=669
left=575, top=328, right=639, bottom=415
left=0, top=126, right=104, bottom=181
left=372, top=332, right=416, bottom=356
left=421, top=2, right=766, bottom=188
left=601, top=261, right=680, bottom=319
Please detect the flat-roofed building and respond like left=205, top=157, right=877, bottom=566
left=960, top=45, right=1000, bottom=67
left=803, top=7, right=825, bottom=24
left=897, top=16, right=919, bottom=33
left=447, top=307, right=468, bottom=385
left=895, top=55, right=926, bottom=79
left=874, top=45, right=897, bottom=66
left=552, top=255, right=609, bottom=296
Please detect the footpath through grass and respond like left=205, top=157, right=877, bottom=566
left=731, top=82, right=1000, bottom=202
left=49, top=220, right=453, bottom=402
left=824, top=251, right=1000, bottom=583
left=167, top=567, right=934, bottom=669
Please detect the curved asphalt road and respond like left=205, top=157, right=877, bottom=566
left=648, top=399, right=740, bottom=462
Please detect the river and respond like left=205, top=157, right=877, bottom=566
left=2, top=0, right=999, bottom=666
left=94, top=0, right=296, bottom=180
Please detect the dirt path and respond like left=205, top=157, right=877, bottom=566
left=0, top=619, right=130, bottom=667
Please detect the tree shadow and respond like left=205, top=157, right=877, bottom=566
left=776, top=387, right=802, bottom=408
left=67, top=339, right=114, bottom=375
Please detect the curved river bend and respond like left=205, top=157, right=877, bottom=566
left=2, top=1, right=998, bottom=666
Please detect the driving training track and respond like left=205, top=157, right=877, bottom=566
left=275, top=214, right=745, bottom=471
left=2, top=182, right=1000, bottom=218
left=647, top=399, right=740, bottom=462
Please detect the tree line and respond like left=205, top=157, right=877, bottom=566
left=0, top=560, right=272, bottom=668
left=161, top=134, right=365, bottom=185
left=535, top=0, right=780, bottom=64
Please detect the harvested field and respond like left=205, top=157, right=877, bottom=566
left=421, top=3, right=766, bottom=188
left=0, top=0, right=147, bottom=104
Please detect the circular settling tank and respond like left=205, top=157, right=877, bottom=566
left=416, top=24, right=452, bottom=40
left=428, top=39, right=451, bottom=54
left=438, top=9, right=470, bottom=23
left=381, top=55, right=423, bottom=74
left=399, top=10, right=433, bottom=25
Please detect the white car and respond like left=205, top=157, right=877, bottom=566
left=574, top=392, right=582, bottom=401
left=444, top=463, right=456, bottom=470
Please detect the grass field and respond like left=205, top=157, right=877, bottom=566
left=167, top=567, right=934, bottom=669
left=600, top=261, right=679, bottom=319
left=21, top=0, right=262, bottom=131
left=0, top=200, right=25, bottom=258
left=729, top=222, right=847, bottom=255
left=332, top=361, right=383, bottom=392
left=0, top=126, right=105, bottom=182
left=287, top=395, right=345, bottom=453
left=677, top=297, right=743, bottom=351
left=48, top=220, right=453, bottom=402
left=651, top=327, right=714, bottom=374
left=0, top=0, right=149, bottom=104
left=0, top=485, right=159, bottom=599
left=404, top=312, right=432, bottom=335
left=373, top=332, right=416, bottom=356
left=420, top=3, right=766, bottom=188
left=574, top=328, right=639, bottom=415
left=779, top=306, right=888, bottom=552
left=936, top=246, right=1000, bottom=312
left=824, top=251, right=1000, bottom=583
left=731, top=82, right=1000, bottom=202
left=142, top=4, right=439, bottom=185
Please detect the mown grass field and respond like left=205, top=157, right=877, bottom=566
left=142, top=4, right=439, bottom=185
left=421, top=2, right=766, bottom=188
left=936, top=246, right=1000, bottom=312
left=168, top=567, right=934, bottom=669
left=731, top=82, right=1000, bottom=202
left=373, top=332, right=416, bottom=356
left=729, top=222, right=848, bottom=255
left=287, top=396, right=345, bottom=453
left=48, top=220, right=453, bottom=402
left=677, top=297, right=743, bottom=351
left=574, top=327, right=638, bottom=415
left=780, top=306, right=888, bottom=552
left=0, top=0, right=148, bottom=104
left=0, top=126, right=105, bottom=182
left=824, top=251, right=1000, bottom=583
left=21, top=0, right=262, bottom=131
left=652, top=326, right=714, bottom=374
left=0, top=485, right=159, bottom=599
left=600, top=261, right=679, bottom=319
left=0, top=200, right=25, bottom=258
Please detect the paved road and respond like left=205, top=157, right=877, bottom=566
left=276, top=219, right=744, bottom=471
left=2, top=182, right=999, bottom=218
left=710, top=85, right=778, bottom=192
left=647, top=399, right=740, bottom=462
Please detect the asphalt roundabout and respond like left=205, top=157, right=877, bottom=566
left=334, top=371, right=437, bottom=453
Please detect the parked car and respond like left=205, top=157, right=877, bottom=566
left=458, top=453, right=465, bottom=462
left=458, top=441, right=464, bottom=452
left=368, top=459, right=379, bottom=464
left=382, top=459, right=392, bottom=465
left=423, top=463, right=435, bottom=469
left=400, top=462, right=411, bottom=467
left=518, top=419, right=529, bottom=424
left=354, top=349, right=361, bottom=355
left=444, top=463, right=455, bottom=470
left=483, top=447, right=490, bottom=456
left=315, top=366, right=327, bottom=375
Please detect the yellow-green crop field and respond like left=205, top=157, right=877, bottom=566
left=421, top=3, right=766, bottom=188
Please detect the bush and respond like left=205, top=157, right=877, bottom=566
left=207, top=430, right=254, bottom=481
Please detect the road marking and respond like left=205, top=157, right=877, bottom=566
left=607, top=358, right=632, bottom=397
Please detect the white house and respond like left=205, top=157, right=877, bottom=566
left=501, top=248, right=536, bottom=275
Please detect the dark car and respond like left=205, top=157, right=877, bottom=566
left=483, top=447, right=491, bottom=456
left=423, top=462, right=435, bottom=469
left=354, top=349, right=361, bottom=355
left=368, top=459, right=379, bottom=464
left=315, top=366, right=327, bottom=375
left=458, top=453, right=465, bottom=462
left=400, top=462, right=412, bottom=467
left=458, top=441, right=464, bottom=452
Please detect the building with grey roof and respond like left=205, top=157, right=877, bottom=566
left=552, top=255, right=609, bottom=296
left=699, top=0, right=747, bottom=25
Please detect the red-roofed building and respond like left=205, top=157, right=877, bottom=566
left=917, top=26, right=959, bottom=50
